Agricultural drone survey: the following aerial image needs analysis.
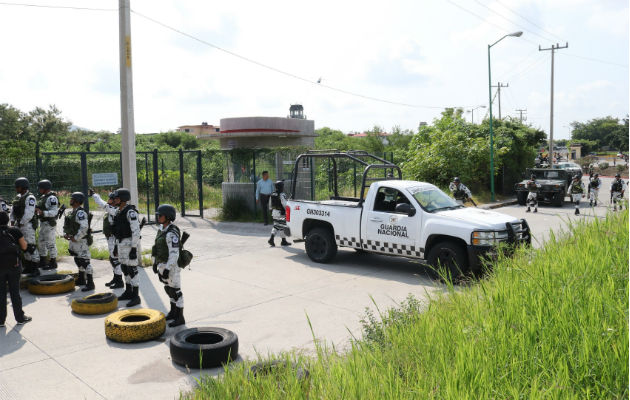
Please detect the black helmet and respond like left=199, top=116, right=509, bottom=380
left=453, top=177, right=460, bottom=183
left=156, top=204, right=177, bottom=221
left=573, top=174, right=580, bottom=180
left=108, top=191, right=116, bottom=199
left=615, top=173, right=621, bottom=178
left=70, top=192, right=85, bottom=204
left=274, top=180, right=284, bottom=192
left=37, top=179, right=52, bottom=191
left=114, top=188, right=131, bottom=202
left=593, top=173, right=599, bottom=178
left=14, top=177, right=29, bottom=189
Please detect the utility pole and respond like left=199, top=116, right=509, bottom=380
left=515, top=108, right=527, bottom=123
left=119, top=0, right=138, bottom=204
left=539, top=42, right=568, bottom=167
left=491, top=82, right=509, bottom=119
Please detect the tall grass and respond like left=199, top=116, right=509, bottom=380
left=187, top=210, right=628, bottom=399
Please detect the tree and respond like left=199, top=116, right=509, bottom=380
left=25, top=105, right=71, bottom=160
left=570, top=116, right=629, bottom=152
left=0, top=103, right=28, bottom=141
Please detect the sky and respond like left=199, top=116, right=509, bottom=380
left=0, top=0, right=627, bottom=140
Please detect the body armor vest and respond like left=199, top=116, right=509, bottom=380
left=270, top=193, right=285, bottom=214
left=612, top=180, right=623, bottom=192
left=590, top=179, right=600, bottom=189
left=113, top=204, right=137, bottom=240
left=63, top=207, right=82, bottom=236
left=37, top=192, right=57, bottom=226
left=526, top=181, right=538, bottom=192
left=152, top=224, right=180, bottom=264
left=453, top=186, right=466, bottom=200
left=12, top=192, right=38, bottom=229
left=570, top=182, right=583, bottom=194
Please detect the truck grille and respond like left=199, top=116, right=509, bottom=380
left=506, top=220, right=531, bottom=244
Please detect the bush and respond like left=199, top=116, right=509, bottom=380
left=219, top=196, right=252, bottom=220
left=598, top=162, right=609, bottom=170
left=616, top=164, right=627, bottom=173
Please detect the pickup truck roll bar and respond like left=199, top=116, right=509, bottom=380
left=290, top=151, right=402, bottom=202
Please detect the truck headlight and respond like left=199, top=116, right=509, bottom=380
left=472, top=231, right=508, bottom=246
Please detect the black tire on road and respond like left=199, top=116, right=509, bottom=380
left=516, top=192, right=527, bottom=206
left=426, top=241, right=467, bottom=283
left=553, top=192, right=565, bottom=207
left=170, top=327, right=239, bottom=369
left=305, top=227, right=337, bottom=263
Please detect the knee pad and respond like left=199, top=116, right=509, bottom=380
left=121, top=264, right=129, bottom=275
left=172, top=289, right=182, bottom=301
left=128, top=266, right=138, bottom=279
left=77, top=258, right=90, bottom=268
left=164, top=285, right=172, bottom=297
left=73, top=257, right=81, bottom=266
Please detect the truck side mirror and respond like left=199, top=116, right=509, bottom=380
left=395, top=203, right=416, bottom=216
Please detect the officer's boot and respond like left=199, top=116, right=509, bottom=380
left=268, top=234, right=275, bottom=247
left=126, top=286, right=141, bottom=307
left=38, top=258, right=48, bottom=271
left=575, top=207, right=580, bottom=215
left=105, top=275, right=116, bottom=287
left=47, top=258, right=57, bottom=270
left=594, top=200, right=597, bottom=206
left=118, top=283, right=133, bottom=300
left=168, top=307, right=185, bottom=328
left=109, top=274, right=124, bottom=289
left=165, top=302, right=177, bottom=321
left=76, top=270, right=86, bottom=286
left=29, top=260, right=40, bottom=277
left=82, top=274, right=95, bottom=292
left=526, top=206, right=531, bottom=212
left=281, top=238, right=292, bottom=246
left=533, top=206, right=538, bottom=213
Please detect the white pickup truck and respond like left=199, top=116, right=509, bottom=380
left=284, top=151, right=530, bottom=278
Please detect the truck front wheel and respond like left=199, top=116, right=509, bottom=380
left=516, top=191, right=527, bottom=205
left=426, top=241, right=467, bottom=283
left=305, top=228, right=337, bottom=263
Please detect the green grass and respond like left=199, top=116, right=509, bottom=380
left=187, top=210, right=628, bottom=399
left=55, top=237, right=110, bottom=260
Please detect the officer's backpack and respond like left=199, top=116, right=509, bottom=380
left=177, top=230, right=193, bottom=269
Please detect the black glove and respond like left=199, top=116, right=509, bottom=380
left=152, top=263, right=158, bottom=274
left=113, top=245, right=118, bottom=257
left=26, top=244, right=36, bottom=254
left=88, top=188, right=95, bottom=197
left=129, top=247, right=137, bottom=260
left=161, top=268, right=170, bottom=280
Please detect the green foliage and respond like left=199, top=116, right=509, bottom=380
left=403, top=111, right=545, bottom=190
left=598, top=162, right=609, bottom=170
left=219, top=196, right=252, bottom=220
left=571, top=116, right=629, bottom=152
left=188, top=210, right=629, bottom=399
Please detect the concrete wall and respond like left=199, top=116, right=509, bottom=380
left=217, top=116, right=316, bottom=150
left=219, top=135, right=314, bottom=149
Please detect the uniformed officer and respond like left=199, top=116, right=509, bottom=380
left=112, top=188, right=141, bottom=307
left=525, top=174, right=540, bottom=213
left=10, top=177, right=40, bottom=276
left=35, top=179, right=59, bottom=270
left=567, top=174, right=585, bottom=215
left=449, top=177, right=472, bottom=205
left=90, top=190, right=123, bottom=288
left=611, top=173, right=626, bottom=211
left=588, top=173, right=601, bottom=207
left=152, top=204, right=185, bottom=327
left=268, top=180, right=291, bottom=247
left=63, top=192, right=94, bottom=291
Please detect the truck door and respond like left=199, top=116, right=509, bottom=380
left=361, top=186, right=422, bottom=258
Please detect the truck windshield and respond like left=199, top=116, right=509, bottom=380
left=407, top=187, right=461, bottom=212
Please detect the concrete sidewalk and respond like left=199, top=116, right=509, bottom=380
left=1, top=216, right=442, bottom=399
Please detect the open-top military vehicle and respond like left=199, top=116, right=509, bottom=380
left=515, top=168, right=569, bottom=207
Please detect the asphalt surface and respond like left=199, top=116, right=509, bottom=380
left=0, top=175, right=626, bottom=399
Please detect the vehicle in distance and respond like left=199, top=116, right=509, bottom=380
left=284, top=151, right=530, bottom=280
left=515, top=168, right=569, bottom=207
left=551, top=162, right=582, bottom=183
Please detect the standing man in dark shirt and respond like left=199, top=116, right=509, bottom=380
left=0, top=211, right=32, bottom=327
left=256, top=171, right=274, bottom=225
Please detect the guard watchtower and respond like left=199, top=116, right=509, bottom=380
left=289, top=104, right=305, bottom=119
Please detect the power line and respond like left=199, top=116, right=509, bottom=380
left=504, top=53, right=547, bottom=82
left=471, top=0, right=557, bottom=43
left=130, top=9, right=457, bottom=110
left=0, top=1, right=115, bottom=11
left=560, top=52, right=628, bottom=69
left=493, top=0, right=566, bottom=42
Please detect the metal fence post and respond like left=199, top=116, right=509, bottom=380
left=152, top=149, right=159, bottom=212
left=179, top=148, right=185, bottom=217
left=144, top=153, right=150, bottom=222
left=197, top=150, right=203, bottom=218
left=80, top=152, right=89, bottom=213
left=252, top=150, right=256, bottom=216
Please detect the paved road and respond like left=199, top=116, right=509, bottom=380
left=0, top=175, right=626, bottom=399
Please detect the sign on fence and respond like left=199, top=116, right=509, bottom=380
left=92, top=173, right=118, bottom=187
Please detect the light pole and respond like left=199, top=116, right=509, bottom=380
left=467, top=105, right=486, bottom=124
left=488, top=31, right=522, bottom=202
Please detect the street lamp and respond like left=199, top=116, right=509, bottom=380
left=466, top=105, right=486, bottom=124
left=488, top=31, right=522, bottom=202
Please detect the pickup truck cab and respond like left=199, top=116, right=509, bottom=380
left=285, top=151, right=530, bottom=279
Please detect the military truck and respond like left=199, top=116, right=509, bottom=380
left=515, top=168, right=569, bottom=207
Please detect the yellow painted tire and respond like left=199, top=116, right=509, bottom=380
left=19, top=275, right=30, bottom=290
left=104, top=308, right=166, bottom=343
left=58, top=270, right=80, bottom=286
left=71, top=293, right=118, bottom=315
left=28, top=274, right=75, bottom=295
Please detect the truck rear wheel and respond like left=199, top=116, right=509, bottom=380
left=516, top=192, right=527, bottom=206
left=553, top=192, right=564, bottom=207
left=427, top=241, right=467, bottom=283
left=305, top=228, right=337, bottom=263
